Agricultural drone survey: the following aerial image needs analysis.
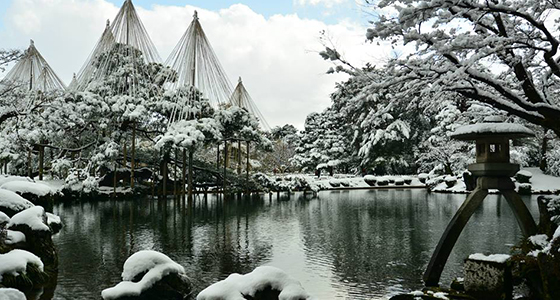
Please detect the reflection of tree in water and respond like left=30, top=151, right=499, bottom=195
left=52, top=196, right=273, bottom=299
left=297, top=190, right=441, bottom=296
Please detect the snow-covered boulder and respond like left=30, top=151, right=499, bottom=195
left=515, top=170, right=532, bottom=184
left=8, top=206, right=50, bottom=232
left=0, top=211, right=10, bottom=225
left=328, top=179, right=340, bottom=188
left=0, top=288, right=27, bottom=300
left=1, top=181, right=55, bottom=198
left=197, top=266, right=311, bottom=300
left=0, top=249, right=44, bottom=284
left=101, top=250, right=191, bottom=300
left=46, top=212, right=62, bottom=233
left=5, top=230, right=26, bottom=246
left=0, top=189, right=34, bottom=217
left=0, top=176, right=33, bottom=187
left=7, top=206, right=58, bottom=269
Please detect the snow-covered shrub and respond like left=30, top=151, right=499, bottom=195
left=444, top=176, right=457, bottom=188
left=252, top=173, right=275, bottom=192
left=377, top=178, right=389, bottom=186
left=418, top=173, right=429, bottom=184
left=329, top=180, right=341, bottom=188
left=516, top=171, right=532, bottom=184
left=363, top=175, right=376, bottom=186
left=518, top=183, right=532, bottom=195
left=426, top=176, right=445, bottom=190
left=403, top=176, right=412, bottom=185
left=50, top=158, right=72, bottom=179
left=546, top=142, right=560, bottom=177
left=394, top=178, right=404, bottom=185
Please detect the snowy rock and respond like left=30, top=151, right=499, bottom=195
left=518, top=183, right=532, bottom=195
left=0, top=249, right=44, bottom=281
left=0, top=211, right=10, bottom=225
left=8, top=206, right=50, bottom=232
left=197, top=266, right=311, bottom=300
left=444, top=176, right=457, bottom=188
left=0, top=176, right=33, bottom=187
left=46, top=212, right=62, bottom=233
left=0, top=189, right=34, bottom=217
left=7, top=206, right=58, bottom=269
left=464, top=254, right=512, bottom=300
left=1, top=181, right=55, bottom=197
left=101, top=250, right=190, bottom=300
left=5, top=230, right=26, bottom=246
left=0, top=288, right=27, bottom=300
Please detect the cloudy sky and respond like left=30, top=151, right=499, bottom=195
left=0, top=0, right=391, bottom=129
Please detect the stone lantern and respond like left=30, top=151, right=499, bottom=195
left=423, top=117, right=538, bottom=287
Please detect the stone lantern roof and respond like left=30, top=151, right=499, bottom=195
left=450, top=118, right=534, bottom=141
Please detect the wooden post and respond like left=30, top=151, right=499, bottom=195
left=188, top=150, right=194, bottom=203
left=27, top=148, right=32, bottom=178
left=131, top=123, right=136, bottom=189
left=38, top=146, right=44, bottom=181
left=182, top=149, right=187, bottom=201
left=246, top=141, right=250, bottom=194
left=223, top=140, right=227, bottom=195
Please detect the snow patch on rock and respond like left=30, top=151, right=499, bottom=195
left=101, top=250, right=186, bottom=300
left=197, top=266, right=311, bottom=300
left=8, top=206, right=50, bottom=232
left=0, top=189, right=34, bottom=213
left=0, top=249, right=44, bottom=281
left=468, top=253, right=510, bottom=263
left=1, top=181, right=56, bottom=197
left=0, top=288, right=27, bottom=300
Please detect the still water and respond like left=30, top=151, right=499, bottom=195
left=50, top=190, right=537, bottom=299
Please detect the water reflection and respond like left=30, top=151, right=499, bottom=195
left=50, top=190, right=536, bottom=300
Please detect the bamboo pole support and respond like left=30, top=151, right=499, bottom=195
left=27, top=148, right=32, bottom=178
left=123, top=143, right=128, bottom=186
left=182, top=149, right=187, bottom=201
left=38, top=146, right=44, bottom=181
left=246, top=141, right=250, bottom=194
left=237, top=140, right=242, bottom=175
left=113, top=160, right=117, bottom=198
left=174, top=148, right=178, bottom=200
left=223, top=141, right=227, bottom=195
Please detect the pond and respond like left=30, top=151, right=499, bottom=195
left=50, top=189, right=537, bottom=299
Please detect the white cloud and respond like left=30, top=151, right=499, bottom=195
left=294, top=0, right=348, bottom=8
left=0, top=0, right=391, bottom=129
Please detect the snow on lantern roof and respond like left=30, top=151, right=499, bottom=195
left=449, top=122, right=534, bottom=140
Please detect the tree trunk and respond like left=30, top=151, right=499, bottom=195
left=131, top=124, right=136, bottom=189
left=123, top=143, right=128, bottom=186
left=540, top=131, right=549, bottom=172
left=188, top=150, right=194, bottom=203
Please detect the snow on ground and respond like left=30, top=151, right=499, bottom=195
left=101, top=250, right=186, bottom=300
left=5, top=230, right=26, bottom=245
left=432, top=168, right=560, bottom=194
left=0, top=288, right=27, bottom=300
left=0, top=189, right=35, bottom=213
left=468, top=253, right=511, bottom=263
left=197, top=266, right=311, bottom=300
left=1, top=181, right=57, bottom=197
left=0, top=249, right=44, bottom=281
left=8, top=206, right=50, bottom=232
